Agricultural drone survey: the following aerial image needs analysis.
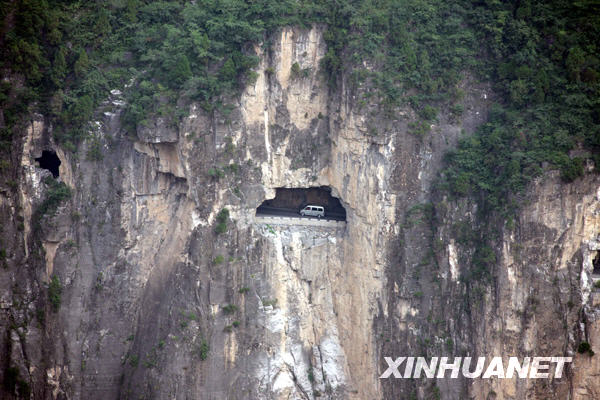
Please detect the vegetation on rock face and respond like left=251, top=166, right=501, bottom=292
left=214, top=207, right=229, bottom=234
left=222, top=303, right=238, bottom=314
left=212, top=254, right=225, bottom=265
left=1, top=0, right=598, bottom=213
left=197, top=339, right=209, bottom=361
left=37, top=177, right=71, bottom=217
left=48, top=274, right=62, bottom=311
left=0, top=0, right=324, bottom=149
left=2, top=366, right=31, bottom=398
left=440, top=1, right=600, bottom=215
left=577, top=341, right=595, bottom=356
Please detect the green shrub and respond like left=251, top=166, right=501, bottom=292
left=0, top=248, right=6, bottom=269
left=246, top=70, right=259, bottom=85
left=290, top=62, right=301, bottom=79
left=445, top=337, right=454, bottom=351
left=419, top=105, right=438, bottom=121
left=198, top=339, right=209, bottom=361
left=48, top=274, right=62, bottom=311
left=578, top=342, right=590, bottom=353
left=222, top=304, right=238, bottom=314
left=217, top=208, right=229, bottom=221
left=212, top=255, right=224, bottom=265
left=261, top=298, right=278, bottom=307
left=86, top=138, right=103, bottom=161
left=208, top=167, right=224, bottom=179
left=214, top=223, right=227, bottom=235
left=408, top=120, right=431, bottom=137
left=171, top=54, right=192, bottom=86
left=224, top=137, right=236, bottom=154
left=577, top=341, right=594, bottom=356
left=74, top=48, right=88, bottom=77
left=3, top=366, right=31, bottom=398
left=560, top=157, right=584, bottom=183
left=128, top=354, right=139, bottom=367
left=38, top=178, right=71, bottom=217
left=215, top=208, right=229, bottom=235
left=467, top=245, right=496, bottom=283
left=238, top=287, right=250, bottom=294
left=94, top=272, right=103, bottom=291
left=143, top=357, right=157, bottom=369
left=450, top=103, right=464, bottom=117
left=227, top=163, right=239, bottom=174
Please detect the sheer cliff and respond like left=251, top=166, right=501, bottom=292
left=1, top=25, right=599, bottom=400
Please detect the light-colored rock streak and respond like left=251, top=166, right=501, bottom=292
left=256, top=225, right=349, bottom=399
left=265, top=109, right=271, bottom=161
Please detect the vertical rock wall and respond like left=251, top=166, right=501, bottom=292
left=2, top=24, right=599, bottom=400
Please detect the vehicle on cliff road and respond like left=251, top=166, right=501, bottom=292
left=300, top=205, right=325, bottom=218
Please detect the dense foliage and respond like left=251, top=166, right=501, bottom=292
left=440, top=0, right=600, bottom=214
left=1, top=0, right=338, bottom=149
left=0, top=2, right=264, bottom=146
left=1, top=0, right=598, bottom=215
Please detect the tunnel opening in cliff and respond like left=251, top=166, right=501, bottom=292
left=256, top=187, right=346, bottom=221
left=35, top=150, right=61, bottom=178
left=593, top=251, right=600, bottom=276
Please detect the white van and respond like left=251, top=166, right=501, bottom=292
left=300, top=205, right=325, bottom=218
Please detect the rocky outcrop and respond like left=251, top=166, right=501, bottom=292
left=467, top=172, right=600, bottom=400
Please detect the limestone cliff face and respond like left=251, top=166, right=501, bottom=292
left=466, top=172, right=600, bottom=400
left=403, top=171, right=600, bottom=400
left=2, top=25, right=599, bottom=400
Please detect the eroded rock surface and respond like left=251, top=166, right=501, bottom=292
left=1, top=26, right=599, bottom=400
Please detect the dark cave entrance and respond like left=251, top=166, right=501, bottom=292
left=256, top=187, right=347, bottom=221
left=593, top=251, right=600, bottom=276
left=35, top=150, right=61, bottom=178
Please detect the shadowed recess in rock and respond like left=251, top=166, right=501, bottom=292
left=593, top=251, right=600, bottom=275
left=35, top=150, right=61, bottom=178
left=257, top=187, right=347, bottom=220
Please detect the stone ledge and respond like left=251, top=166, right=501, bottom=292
left=254, top=215, right=346, bottom=228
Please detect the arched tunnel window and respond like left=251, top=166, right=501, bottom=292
left=256, top=187, right=346, bottom=221
left=35, top=150, right=61, bottom=178
left=593, top=251, right=600, bottom=275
